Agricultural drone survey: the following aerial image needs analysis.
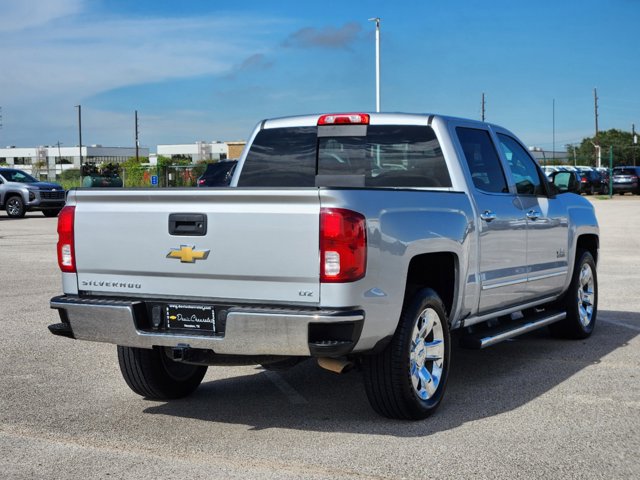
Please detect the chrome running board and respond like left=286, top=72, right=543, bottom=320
left=459, top=311, right=566, bottom=349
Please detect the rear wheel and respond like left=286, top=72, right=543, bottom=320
left=6, top=196, right=25, bottom=218
left=117, top=346, right=207, bottom=399
left=362, top=288, right=450, bottom=420
left=549, top=250, right=598, bottom=339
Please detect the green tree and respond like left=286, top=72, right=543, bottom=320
left=567, top=129, right=639, bottom=167
left=120, top=157, right=147, bottom=187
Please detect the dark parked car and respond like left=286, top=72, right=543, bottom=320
left=612, top=166, right=640, bottom=195
left=577, top=169, right=606, bottom=195
left=196, top=160, right=237, bottom=187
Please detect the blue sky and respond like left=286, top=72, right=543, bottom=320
left=0, top=0, right=638, bottom=152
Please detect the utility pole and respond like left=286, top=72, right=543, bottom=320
left=594, top=88, right=599, bottom=139
left=633, top=123, right=637, bottom=167
left=368, top=17, right=381, bottom=112
left=135, top=110, right=140, bottom=163
left=593, top=88, right=600, bottom=167
left=481, top=93, right=486, bottom=122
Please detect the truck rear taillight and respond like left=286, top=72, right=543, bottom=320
left=57, top=206, right=76, bottom=273
left=320, top=208, right=366, bottom=283
left=318, top=113, right=370, bottom=125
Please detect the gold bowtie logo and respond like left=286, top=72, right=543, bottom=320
left=167, top=245, right=210, bottom=263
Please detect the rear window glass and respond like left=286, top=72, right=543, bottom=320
left=237, top=127, right=317, bottom=187
left=614, top=168, right=639, bottom=176
left=238, top=125, right=451, bottom=188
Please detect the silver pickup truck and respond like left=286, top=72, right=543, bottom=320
left=49, top=113, right=599, bottom=420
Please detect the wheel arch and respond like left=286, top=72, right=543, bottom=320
left=576, top=233, right=599, bottom=264
left=403, top=252, right=458, bottom=323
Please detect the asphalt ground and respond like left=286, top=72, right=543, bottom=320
left=1, top=196, right=639, bottom=479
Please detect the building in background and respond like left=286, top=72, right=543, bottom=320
left=0, top=145, right=149, bottom=180
left=156, top=141, right=229, bottom=163
left=225, top=141, right=246, bottom=159
left=528, top=147, right=570, bottom=166
left=0, top=139, right=246, bottom=181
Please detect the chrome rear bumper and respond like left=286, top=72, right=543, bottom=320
left=50, top=295, right=363, bottom=357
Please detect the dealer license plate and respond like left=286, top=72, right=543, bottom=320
left=166, top=304, right=215, bottom=332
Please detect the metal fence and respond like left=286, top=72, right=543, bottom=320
left=55, top=163, right=208, bottom=190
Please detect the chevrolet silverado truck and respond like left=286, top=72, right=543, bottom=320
left=0, top=168, right=66, bottom=218
left=49, top=113, right=599, bottom=420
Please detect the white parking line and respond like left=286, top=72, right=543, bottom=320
left=600, top=318, right=640, bottom=332
left=263, top=370, right=308, bottom=405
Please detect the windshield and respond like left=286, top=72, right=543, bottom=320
left=0, top=169, right=38, bottom=183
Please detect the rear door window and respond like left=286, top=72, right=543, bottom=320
left=456, top=127, right=508, bottom=193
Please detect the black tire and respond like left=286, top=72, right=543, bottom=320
left=42, top=208, right=62, bottom=217
left=549, top=250, right=598, bottom=339
left=5, top=195, right=25, bottom=218
left=117, top=346, right=207, bottom=399
left=362, top=288, right=451, bottom=420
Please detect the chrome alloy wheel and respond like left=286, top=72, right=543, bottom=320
left=7, top=198, right=22, bottom=216
left=409, top=308, right=445, bottom=400
left=577, top=263, right=595, bottom=327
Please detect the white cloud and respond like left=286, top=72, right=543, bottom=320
left=0, top=0, right=83, bottom=33
left=1, top=14, right=274, bottom=105
left=0, top=0, right=284, bottom=146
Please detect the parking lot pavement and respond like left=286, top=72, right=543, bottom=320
left=1, top=199, right=639, bottom=479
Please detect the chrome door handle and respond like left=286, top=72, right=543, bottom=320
left=480, top=211, right=497, bottom=222
left=526, top=210, right=541, bottom=221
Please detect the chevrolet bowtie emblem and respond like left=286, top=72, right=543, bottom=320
left=166, top=245, right=210, bottom=263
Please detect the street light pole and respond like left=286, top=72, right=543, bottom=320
left=552, top=98, right=555, bottom=163
left=368, top=17, right=381, bottom=112
left=76, top=105, right=83, bottom=185
left=590, top=141, right=601, bottom=168
left=135, top=110, right=139, bottom=163
left=56, top=141, right=62, bottom=179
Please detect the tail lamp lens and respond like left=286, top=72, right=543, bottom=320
left=57, top=206, right=76, bottom=273
left=320, top=208, right=366, bottom=283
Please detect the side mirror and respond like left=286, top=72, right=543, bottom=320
left=552, top=171, right=580, bottom=193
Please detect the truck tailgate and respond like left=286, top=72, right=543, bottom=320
left=71, top=189, right=320, bottom=304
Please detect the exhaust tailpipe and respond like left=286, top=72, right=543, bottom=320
left=317, top=357, right=353, bottom=374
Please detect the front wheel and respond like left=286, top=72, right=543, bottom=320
left=117, top=346, right=207, bottom=399
left=362, top=288, right=450, bottom=420
left=6, top=196, right=25, bottom=218
left=549, top=250, right=598, bottom=339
